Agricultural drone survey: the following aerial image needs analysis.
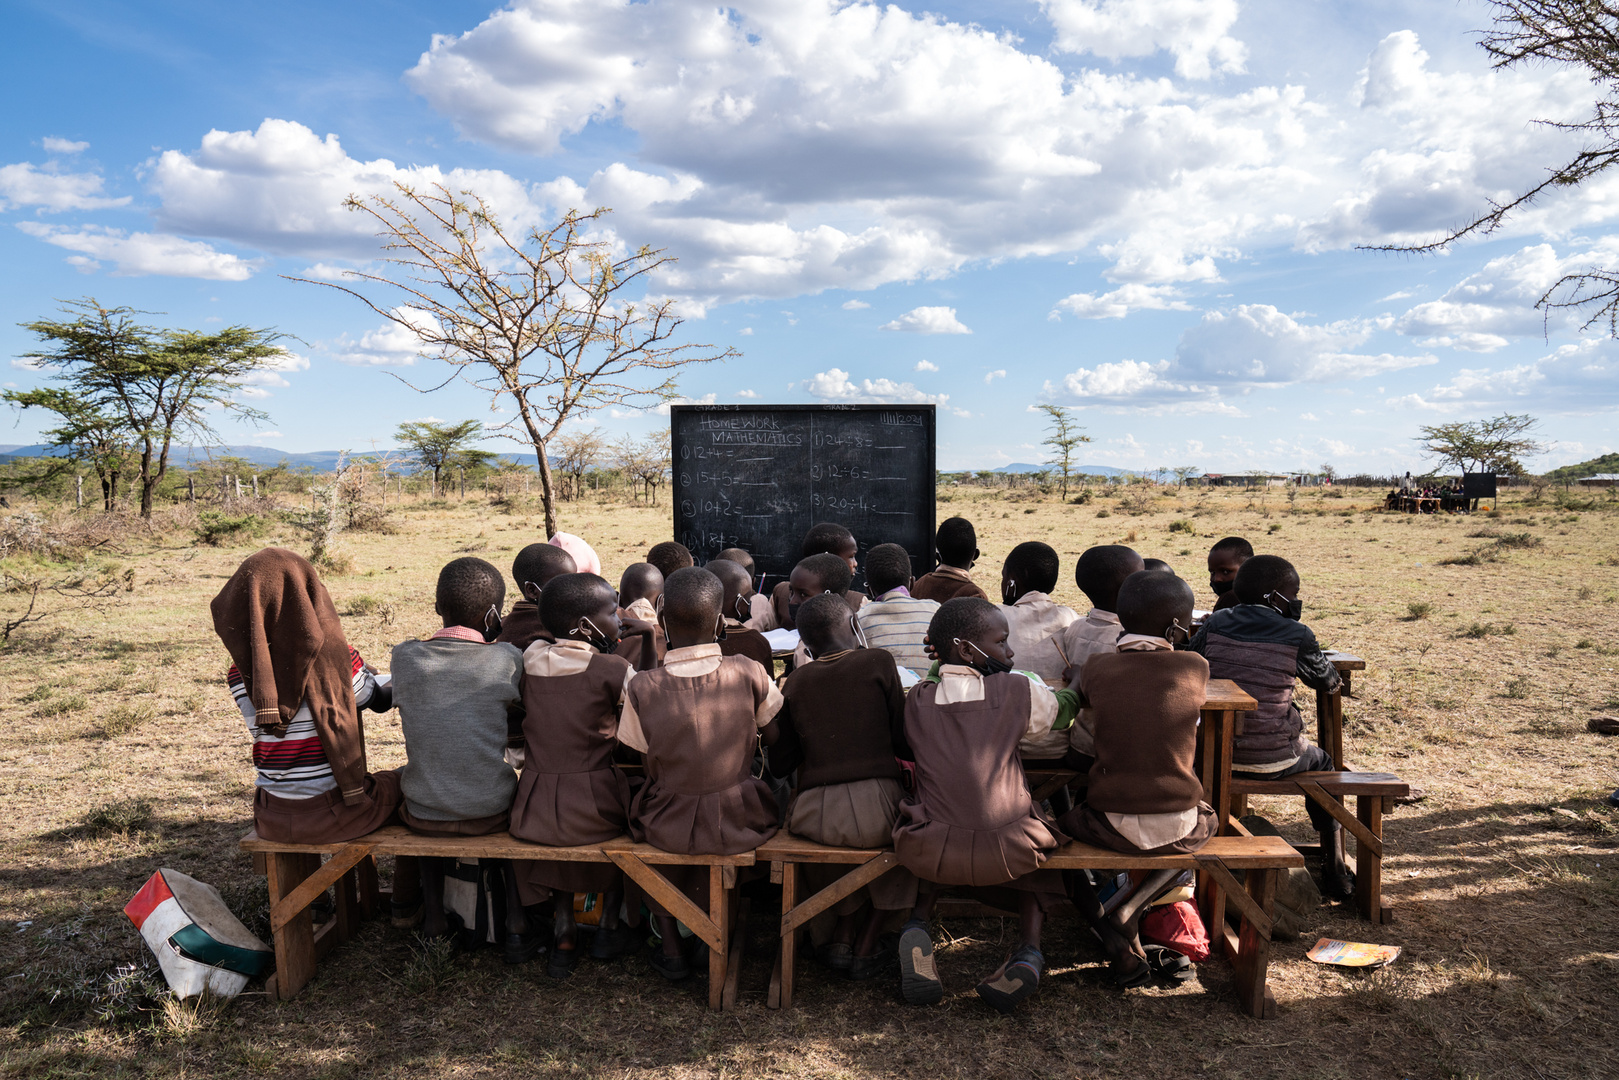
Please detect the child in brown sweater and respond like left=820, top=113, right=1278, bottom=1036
left=766, top=593, right=915, bottom=980
left=621, top=566, right=784, bottom=980
left=911, top=516, right=988, bottom=603
left=707, top=558, right=776, bottom=671
left=497, top=543, right=576, bottom=651
left=510, top=573, right=656, bottom=978
left=1059, top=570, right=1213, bottom=988
left=893, top=597, right=1080, bottom=1014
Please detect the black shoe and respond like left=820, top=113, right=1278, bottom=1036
left=648, top=947, right=690, bottom=982
left=1608, top=788, right=1619, bottom=809
left=588, top=924, right=640, bottom=960
left=1322, top=867, right=1356, bottom=901
left=975, top=946, right=1042, bottom=1015
left=816, top=942, right=854, bottom=972
left=547, top=944, right=580, bottom=979
left=1144, top=944, right=1194, bottom=985
left=847, top=949, right=896, bottom=981
left=390, top=897, right=424, bottom=930
left=897, top=922, right=942, bottom=1005
left=503, top=927, right=547, bottom=965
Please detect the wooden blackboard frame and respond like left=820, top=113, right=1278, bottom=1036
left=670, top=403, right=938, bottom=590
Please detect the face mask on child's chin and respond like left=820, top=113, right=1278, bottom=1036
left=574, top=617, right=619, bottom=653
left=956, top=638, right=1013, bottom=677
left=1210, top=578, right=1234, bottom=596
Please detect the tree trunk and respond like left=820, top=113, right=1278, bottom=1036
left=532, top=438, right=560, bottom=538
left=138, top=442, right=156, bottom=519
left=188, top=475, right=195, bottom=503
left=76, top=474, right=83, bottom=508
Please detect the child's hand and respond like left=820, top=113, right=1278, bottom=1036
left=1060, top=664, right=1082, bottom=688
left=921, top=634, right=940, bottom=662
left=622, top=617, right=656, bottom=638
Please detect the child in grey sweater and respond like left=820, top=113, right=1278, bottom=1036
left=392, top=557, right=540, bottom=962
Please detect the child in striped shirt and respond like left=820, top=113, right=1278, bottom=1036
left=855, top=543, right=938, bottom=676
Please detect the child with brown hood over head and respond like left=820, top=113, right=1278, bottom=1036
left=893, top=597, right=1080, bottom=1014
left=767, top=593, right=916, bottom=980
left=509, top=572, right=656, bottom=978
left=1058, top=570, right=1216, bottom=988
left=621, top=567, right=784, bottom=980
left=212, top=547, right=419, bottom=922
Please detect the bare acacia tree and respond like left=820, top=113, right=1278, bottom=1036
left=290, top=183, right=737, bottom=536
left=553, top=427, right=606, bottom=501
left=1371, top=3, right=1619, bottom=333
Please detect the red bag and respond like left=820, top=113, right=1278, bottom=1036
left=1139, top=900, right=1210, bottom=962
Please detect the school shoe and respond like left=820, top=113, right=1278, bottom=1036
left=648, top=947, right=691, bottom=982
left=390, top=897, right=424, bottom=930
left=816, top=942, right=854, bottom=972
left=588, top=924, right=640, bottom=960
left=897, top=921, right=943, bottom=1006
left=975, top=946, right=1042, bottom=1015
left=547, top=944, right=580, bottom=979
left=502, top=926, right=547, bottom=965
left=847, top=946, right=897, bottom=982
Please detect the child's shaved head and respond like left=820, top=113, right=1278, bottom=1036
left=438, top=556, right=506, bottom=629
left=1074, top=545, right=1145, bottom=612
left=512, top=543, right=577, bottom=601
left=864, top=543, right=914, bottom=596
left=801, top=522, right=856, bottom=560
left=1142, top=558, right=1175, bottom=575
left=1234, top=554, right=1300, bottom=604
left=795, top=552, right=854, bottom=595
left=935, top=517, right=978, bottom=568
left=1116, top=570, right=1194, bottom=638
left=706, top=558, right=752, bottom=621
left=716, top=547, right=755, bottom=577
left=1003, top=541, right=1060, bottom=595
left=619, top=562, right=664, bottom=607
left=927, top=597, right=999, bottom=651
left=647, top=541, right=694, bottom=579
left=661, top=565, right=723, bottom=627
left=540, top=573, right=617, bottom=638
left=795, top=592, right=854, bottom=657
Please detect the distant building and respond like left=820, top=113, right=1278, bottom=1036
left=1577, top=473, right=1619, bottom=488
left=1203, top=473, right=1290, bottom=487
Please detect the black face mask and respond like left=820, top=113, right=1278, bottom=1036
left=956, top=638, right=1012, bottom=677
left=574, top=617, right=619, bottom=653
left=1264, top=591, right=1303, bottom=621
left=1210, top=577, right=1234, bottom=596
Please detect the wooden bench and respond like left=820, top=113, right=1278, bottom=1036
left=1229, top=771, right=1408, bottom=923
left=757, top=831, right=1302, bottom=1019
left=240, top=826, right=755, bottom=1009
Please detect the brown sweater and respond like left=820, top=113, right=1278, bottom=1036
left=1079, top=650, right=1208, bottom=816
left=772, top=648, right=908, bottom=789
left=495, top=601, right=553, bottom=652
left=912, top=566, right=988, bottom=603
left=720, top=622, right=775, bottom=672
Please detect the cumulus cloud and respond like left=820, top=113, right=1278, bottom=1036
left=1053, top=283, right=1194, bottom=319
left=331, top=308, right=440, bottom=365
left=42, top=137, right=90, bottom=155
left=984, top=369, right=1006, bottom=385
left=880, top=306, right=971, bottom=334
left=1387, top=339, right=1619, bottom=411
left=841, top=299, right=870, bottom=310
left=736, top=389, right=759, bottom=398
left=1040, top=0, right=1246, bottom=79
left=803, top=367, right=949, bottom=405
left=16, top=223, right=256, bottom=279
left=914, top=360, right=939, bottom=372
left=1176, top=304, right=1433, bottom=384
left=0, top=162, right=130, bottom=212
left=235, top=350, right=311, bottom=395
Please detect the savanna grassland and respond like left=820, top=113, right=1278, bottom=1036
left=1, top=481, right=1617, bottom=1080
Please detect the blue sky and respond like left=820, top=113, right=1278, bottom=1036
left=3, top=0, right=1617, bottom=474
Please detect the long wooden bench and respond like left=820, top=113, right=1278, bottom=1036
left=240, top=827, right=755, bottom=1009
left=756, top=831, right=1303, bottom=1019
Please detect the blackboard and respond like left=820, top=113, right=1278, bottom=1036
left=670, top=404, right=937, bottom=589
left=1462, top=472, right=1497, bottom=498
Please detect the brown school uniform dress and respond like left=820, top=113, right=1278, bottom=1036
left=1057, top=641, right=1217, bottom=855
left=496, top=600, right=554, bottom=652
left=911, top=564, right=988, bottom=603
left=720, top=618, right=775, bottom=671
left=893, top=667, right=1067, bottom=908
left=775, top=648, right=917, bottom=912
left=613, top=597, right=665, bottom=669
left=509, top=640, right=636, bottom=904
left=621, top=645, right=783, bottom=911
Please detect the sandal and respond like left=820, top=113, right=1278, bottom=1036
left=975, top=946, right=1042, bottom=1015
left=1143, top=944, right=1194, bottom=985
left=1108, top=952, right=1153, bottom=990
left=897, top=922, right=943, bottom=1005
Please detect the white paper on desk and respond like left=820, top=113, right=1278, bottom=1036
left=1192, top=609, right=1211, bottom=621
left=897, top=666, right=922, bottom=689
left=763, top=628, right=801, bottom=654
left=373, top=673, right=392, bottom=687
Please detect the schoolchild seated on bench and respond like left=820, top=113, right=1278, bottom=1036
left=717, top=547, right=776, bottom=631
left=497, top=542, right=576, bottom=651
left=1189, top=554, right=1351, bottom=897
left=894, top=598, right=1079, bottom=1014
left=614, top=562, right=666, bottom=669
left=620, top=567, right=784, bottom=981
left=784, top=552, right=859, bottom=669
left=1206, top=535, right=1253, bottom=613
left=772, top=522, right=863, bottom=629
left=509, top=572, right=656, bottom=978
left=708, top=558, right=776, bottom=671
left=1059, top=570, right=1215, bottom=988
left=646, top=540, right=694, bottom=580
left=767, top=593, right=916, bottom=980
left=911, top=516, right=988, bottom=603
left=999, top=541, right=1079, bottom=765
left=1055, top=544, right=1144, bottom=770
left=391, top=557, right=538, bottom=960
left=855, top=542, right=939, bottom=676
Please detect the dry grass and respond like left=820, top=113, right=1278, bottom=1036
left=3, top=485, right=1618, bottom=1078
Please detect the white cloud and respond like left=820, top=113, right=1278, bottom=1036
left=0, top=162, right=130, bottom=212
left=235, top=350, right=310, bottom=395
left=254, top=431, right=284, bottom=439
left=1387, top=339, right=1619, bottom=412
left=984, top=369, right=1006, bottom=385
left=738, top=327, right=754, bottom=336
left=841, top=299, right=870, bottom=310
left=1379, top=289, right=1416, bottom=302
left=1040, top=0, right=1246, bottom=79
left=651, top=393, right=719, bottom=416
left=881, top=306, right=971, bottom=334
left=16, top=223, right=256, bottom=279
left=1176, top=304, right=1434, bottom=384
left=803, top=367, right=949, bottom=406
left=331, top=308, right=439, bottom=366
left=914, top=360, right=939, bottom=372
left=1053, top=283, right=1194, bottom=319
left=42, top=137, right=90, bottom=155
left=736, top=389, right=759, bottom=398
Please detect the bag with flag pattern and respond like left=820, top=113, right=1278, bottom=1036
left=124, top=869, right=272, bottom=998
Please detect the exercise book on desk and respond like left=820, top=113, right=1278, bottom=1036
left=763, top=628, right=800, bottom=654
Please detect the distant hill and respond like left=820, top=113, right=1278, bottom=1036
left=986, top=462, right=1136, bottom=477
left=0, top=444, right=535, bottom=469
left=1543, top=452, right=1619, bottom=483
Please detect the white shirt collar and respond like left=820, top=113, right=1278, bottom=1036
left=1116, top=633, right=1173, bottom=651
left=1086, top=608, right=1121, bottom=624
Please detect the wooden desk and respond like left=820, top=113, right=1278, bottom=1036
left=1317, top=651, right=1364, bottom=769
left=1201, top=679, right=1258, bottom=835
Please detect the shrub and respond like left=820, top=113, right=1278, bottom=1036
left=1168, top=519, right=1196, bottom=534
left=1439, top=551, right=1481, bottom=566
left=82, top=798, right=153, bottom=835
left=1095, top=509, right=1111, bottom=518
left=1502, top=676, right=1532, bottom=700
left=1458, top=622, right=1513, bottom=639
left=193, top=511, right=266, bottom=547
left=347, top=594, right=383, bottom=616
left=101, top=701, right=156, bottom=737
left=21, top=684, right=54, bottom=703
left=1576, top=638, right=1594, bottom=649
left=1405, top=601, right=1434, bottom=620
left=37, top=693, right=87, bottom=717
left=1492, top=532, right=1542, bottom=550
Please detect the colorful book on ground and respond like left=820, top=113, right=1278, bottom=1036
left=1306, top=938, right=1401, bottom=968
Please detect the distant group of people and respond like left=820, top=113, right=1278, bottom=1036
left=210, top=515, right=1349, bottom=1013
left=1389, top=472, right=1471, bottom=513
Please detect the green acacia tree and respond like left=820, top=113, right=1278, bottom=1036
left=2, top=386, right=134, bottom=509
left=1416, top=413, right=1543, bottom=476
left=394, top=419, right=492, bottom=495
left=1036, top=404, right=1091, bottom=500
left=8, top=300, right=286, bottom=517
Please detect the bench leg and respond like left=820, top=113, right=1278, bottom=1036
left=772, top=862, right=796, bottom=1010
left=1234, top=867, right=1277, bottom=1020
left=1355, top=795, right=1388, bottom=923
left=265, top=852, right=320, bottom=1001
left=357, top=854, right=380, bottom=919
left=723, top=897, right=749, bottom=1010
left=709, top=864, right=727, bottom=1011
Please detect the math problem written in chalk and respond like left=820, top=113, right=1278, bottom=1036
left=670, top=404, right=937, bottom=588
